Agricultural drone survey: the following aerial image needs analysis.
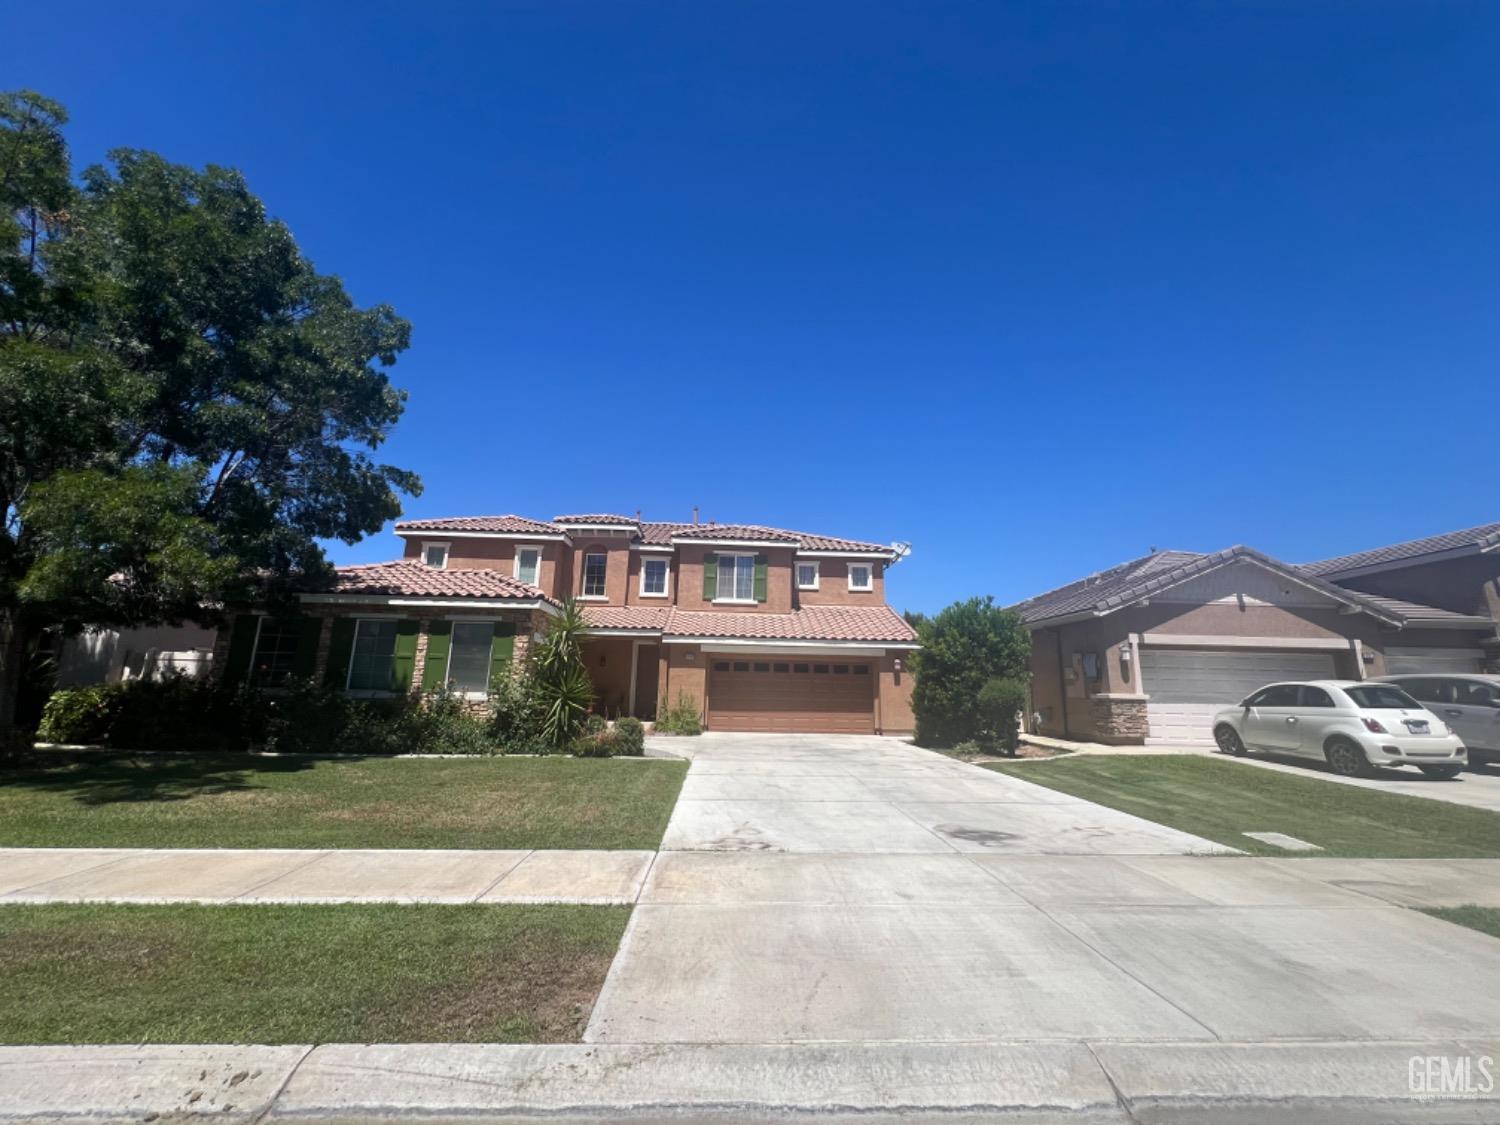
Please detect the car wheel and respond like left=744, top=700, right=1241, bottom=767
left=1324, top=738, right=1372, bottom=778
left=1214, top=725, right=1247, bottom=756
left=1419, top=766, right=1463, bottom=781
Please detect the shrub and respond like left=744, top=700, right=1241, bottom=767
left=532, top=599, right=595, bottom=748
left=570, top=728, right=622, bottom=758
left=654, top=691, right=702, bottom=736
left=37, top=685, right=114, bottom=744
left=402, top=689, right=499, bottom=756
left=911, top=596, right=1030, bottom=748
left=975, top=677, right=1027, bottom=754
left=38, top=678, right=251, bottom=751
left=487, top=665, right=550, bottom=755
left=614, top=716, right=645, bottom=756
left=584, top=713, right=607, bottom=735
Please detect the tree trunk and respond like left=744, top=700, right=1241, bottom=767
left=0, top=612, right=30, bottom=733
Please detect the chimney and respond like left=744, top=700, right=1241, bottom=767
left=635, top=508, right=642, bottom=522
left=692, top=506, right=699, bottom=526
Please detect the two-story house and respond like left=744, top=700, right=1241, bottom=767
left=215, top=512, right=919, bottom=734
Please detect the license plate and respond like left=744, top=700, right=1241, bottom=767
left=1405, top=720, right=1430, bottom=734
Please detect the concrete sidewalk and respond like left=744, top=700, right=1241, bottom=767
left=0, top=847, right=655, bottom=904
left=4, top=1039, right=1497, bottom=1123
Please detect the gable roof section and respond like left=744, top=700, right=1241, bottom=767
left=1300, top=521, right=1500, bottom=579
left=394, top=514, right=560, bottom=535
left=580, top=603, right=918, bottom=644
left=315, top=561, right=559, bottom=605
left=394, top=514, right=899, bottom=557
left=1013, top=547, right=1403, bottom=628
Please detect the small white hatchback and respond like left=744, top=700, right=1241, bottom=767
left=1212, top=680, right=1468, bottom=779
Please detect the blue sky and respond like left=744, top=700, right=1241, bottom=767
left=8, top=2, right=1495, bottom=614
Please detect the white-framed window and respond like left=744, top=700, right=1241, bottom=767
left=795, top=561, right=820, bottom=590
left=581, top=552, right=608, bottom=598
left=640, top=556, right=670, bottom=597
left=446, top=621, right=495, bottom=695
left=847, top=562, right=874, bottom=591
left=514, top=545, right=542, bottom=587
left=347, top=619, right=399, bottom=692
left=716, top=553, right=756, bottom=602
left=250, top=616, right=300, bottom=687
left=422, top=542, right=450, bottom=569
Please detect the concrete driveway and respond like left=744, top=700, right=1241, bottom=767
left=587, top=733, right=1500, bottom=1048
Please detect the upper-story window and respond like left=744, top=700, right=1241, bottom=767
left=640, top=556, right=669, bottom=597
left=717, top=553, right=756, bottom=602
left=847, top=562, right=873, bottom=591
left=422, top=542, right=449, bottom=569
left=581, top=552, right=608, bottom=598
left=795, top=561, right=819, bottom=590
left=514, top=545, right=542, bottom=587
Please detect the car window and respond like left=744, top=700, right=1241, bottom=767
left=1247, top=685, right=1300, bottom=707
left=1299, top=686, right=1335, bottom=708
left=1346, top=684, right=1421, bottom=710
left=1394, top=678, right=1449, bottom=704
left=1458, top=681, right=1500, bottom=707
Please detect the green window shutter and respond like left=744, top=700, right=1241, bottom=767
left=702, top=552, right=718, bottom=600
left=222, top=615, right=259, bottom=686
left=753, top=554, right=768, bottom=602
left=391, top=619, right=420, bottom=692
left=422, top=620, right=453, bottom=691
left=324, top=618, right=356, bottom=689
left=489, top=621, right=517, bottom=689
left=291, top=616, right=323, bottom=681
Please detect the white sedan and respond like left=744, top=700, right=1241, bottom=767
left=1212, top=680, right=1468, bottom=779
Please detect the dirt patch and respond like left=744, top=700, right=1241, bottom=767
left=379, top=948, right=617, bottom=1042
left=0, top=927, right=185, bottom=980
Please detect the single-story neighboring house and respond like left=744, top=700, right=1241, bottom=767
left=1014, top=522, right=1500, bottom=746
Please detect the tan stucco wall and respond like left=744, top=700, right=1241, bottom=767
left=580, top=636, right=637, bottom=716
left=675, top=546, right=796, bottom=613
left=660, top=643, right=707, bottom=719
left=403, top=537, right=565, bottom=598
left=794, top=559, right=887, bottom=606
left=878, top=651, right=915, bottom=733
left=1335, top=554, right=1500, bottom=630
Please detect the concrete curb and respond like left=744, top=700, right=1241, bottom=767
left=3, top=1041, right=1497, bottom=1123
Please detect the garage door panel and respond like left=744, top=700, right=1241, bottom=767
left=1140, top=648, right=1338, bottom=745
left=1384, top=647, right=1484, bottom=675
left=708, top=662, right=875, bottom=734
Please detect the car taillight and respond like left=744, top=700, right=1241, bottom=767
left=1362, top=718, right=1387, bottom=734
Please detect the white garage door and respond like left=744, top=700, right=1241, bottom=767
left=1384, top=647, right=1485, bottom=675
left=1141, top=648, right=1338, bottom=745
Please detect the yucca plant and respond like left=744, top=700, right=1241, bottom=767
left=532, top=598, right=595, bottom=748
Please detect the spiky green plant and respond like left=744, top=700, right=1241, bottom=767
left=532, top=598, right=594, bottom=748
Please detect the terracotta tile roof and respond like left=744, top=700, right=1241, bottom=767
left=394, top=514, right=560, bottom=535
left=395, top=514, right=902, bottom=558
left=1012, top=547, right=1403, bottom=628
left=329, top=561, right=558, bottom=604
left=1300, top=522, right=1500, bottom=578
left=580, top=605, right=673, bottom=631
left=581, top=603, right=917, bottom=644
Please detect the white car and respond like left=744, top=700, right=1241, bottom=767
left=1374, top=673, right=1500, bottom=770
left=1212, top=680, right=1468, bottom=779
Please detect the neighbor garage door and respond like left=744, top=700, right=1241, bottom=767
left=708, top=657, right=876, bottom=733
left=1141, top=648, right=1338, bottom=745
left=1384, top=647, right=1485, bottom=675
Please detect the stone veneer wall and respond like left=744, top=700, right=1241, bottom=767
left=1085, top=697, right=1149, bottom=745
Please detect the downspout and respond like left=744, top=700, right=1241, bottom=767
left=1054, top=627, right=1072, bottom=739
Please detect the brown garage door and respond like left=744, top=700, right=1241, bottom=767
left=708, top=658, right=876, bottom=733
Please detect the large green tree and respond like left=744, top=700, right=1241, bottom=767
left=0, top=90, right=419, bottom=729
left=910, top=596, right=1030, bottom=747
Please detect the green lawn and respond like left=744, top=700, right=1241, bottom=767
left=985, top=756, right=1500, bottom=857
left=0, top=903, right=628, bottom=1043
left=1421, top=906, right=1500, bottom=941
left=0, top=754, right=686, bottom=849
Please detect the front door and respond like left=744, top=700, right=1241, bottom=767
left=632, top=644, right=660, bottom=720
